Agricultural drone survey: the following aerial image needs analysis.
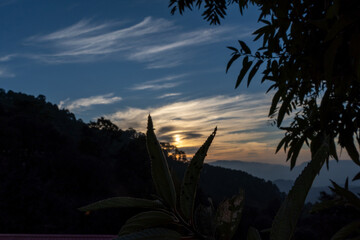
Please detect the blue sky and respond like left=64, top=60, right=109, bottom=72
left=0, top=0, right=314, bottom=164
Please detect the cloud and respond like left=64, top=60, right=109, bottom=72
left=22, top=17, right=247, bottom=68
left=0, top=67, right=15, bottom=78
left=103, top=93, right=305, bottom=164
left=157, top=93, right=182, bottom=99
left=59, top=93, right=122, bottom=111
left=0, top=54, right=18, bottom=62
left=130, top=74, right=185, bottom=91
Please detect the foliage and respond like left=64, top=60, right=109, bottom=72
left=169, top=0, right=360, bottom=239
left=311, top=179, right=360, bottom=239
left=81, top=116, right=252, bottom=240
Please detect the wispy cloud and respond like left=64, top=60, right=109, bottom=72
left=104, top=93, right=302, bottom=164
left=130, top=74, right=186, bottom=91
left=0, top=67, right=15, bottom=78
left=0, top=54, right=18, bottom=62
left=157, top=93, right=182, bottom=99
left=22, top=17, right=247, bottom=68
left=59, top=93, right=122, bottom=111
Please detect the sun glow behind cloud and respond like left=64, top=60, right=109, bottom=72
left=105, top=93, right=310, bottom=164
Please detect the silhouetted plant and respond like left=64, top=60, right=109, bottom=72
left=80, top=115, right=256, bottom=240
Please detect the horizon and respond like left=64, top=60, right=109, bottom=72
left=0, top=0, right=348, bottom=164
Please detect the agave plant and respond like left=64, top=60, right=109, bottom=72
left=80, top=115, right=250, bottom=240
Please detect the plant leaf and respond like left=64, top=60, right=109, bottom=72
left=330, top=220, right=360, bottom=240
left=114, top=228, right=181, bottom=240
left=215, top=191, right=244, bottom=240
left=235, top=56, right=252, bottom=89
left=247, top=227, right=262, bottom=240
left=247, top=60, right=263, bottom=87
left=180, top=127, right=217, bottom=221
left=226, top=53, right=240, bottom=73
left=238, top=40, right=251, bottom=54
left=353, top=171, right=360, bottom=181
left=119, top=211, right=178, bottom=236
left=270, top=136, right=329, bottom=240
left=146, top=115, right=177, bottom=209
left=79, top=197, right=163, bottom=212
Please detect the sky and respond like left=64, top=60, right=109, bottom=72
left=0, top=0, right=321, bottom=165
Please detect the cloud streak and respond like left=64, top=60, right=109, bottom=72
left=130, top=74, right=186, bottom=91
left=0, top=67, right=15, bottom=78
left=59, top=93, right=122, bottom=111
left=104, top=93, right=302, bottom=164
left=23, top=17, right=244, bottom=68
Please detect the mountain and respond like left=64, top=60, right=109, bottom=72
left=209, top=160, right=360, bottom=187
left=0, top=89, right=283, bottom=235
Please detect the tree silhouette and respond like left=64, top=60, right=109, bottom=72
left=169, top=0, right=360, bottom=239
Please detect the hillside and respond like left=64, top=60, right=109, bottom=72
left=210, top=160, right=360, bottom=187
left=0, top=89, right=283, bottom=235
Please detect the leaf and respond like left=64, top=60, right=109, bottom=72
left=114, top=228, right=181, bottom=240
left=226, top=53, right=240, bottom=73
left=247, top=60, right=263, bottom=87
left=344, top=138, right=360, bottom=166
left=247, top=227, right=262, bottom=240
left=331, top=220, right=360, bottom=240
left=353, top=171, right=360, bottom=181
left=180, top=127, right=217, bottom=221
left=215, top=191, right=244, bottom=240
left=238, top=40, right=251, bottom=54
left=329, top=137, right=339, bottom=161
left=146, top=115, right=177, bottom=209
left=235, top=56, right=252, bottom=89
left=119, top=211, right=177, bottom=236
left=79, top=197, right=163, bottom=212
left=269, top=90, right=281, bottom=117
left=270, top=136, right=329, bottom=240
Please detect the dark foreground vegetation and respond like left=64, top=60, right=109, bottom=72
left=1, top=89, right=358, bottom=239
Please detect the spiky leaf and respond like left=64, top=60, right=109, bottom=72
left=180, top=127, right=217, bottom=221
left=146, top=115, right=177, bottom=209
left=247, top=227, right=262, bottom=240
left=270, top=136, right=329, bottom=240
left=114, top=228, right=181, bottom=240
left=215, top=191, right=244, bottom=240
left=331, top=221, right=360, bottom=240
left=119, top=211, right=178, bottom=236
left=79, top=197, right=163, bottom=212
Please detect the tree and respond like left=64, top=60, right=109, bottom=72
left=168, top=0, right=360, bottom=239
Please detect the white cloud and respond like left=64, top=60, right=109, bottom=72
left=130, top=74, right=186, bottom=91
left=157, top=93, right=182, bottom=99
left=103, top=93, right=303, bottom=164
left=0, top=54, right=17, bottom=62
left=23, top=17, right=249, bottom=68
left=0, top=67, right=15, bottom=78
left=59, top=93, right=122, bottom=111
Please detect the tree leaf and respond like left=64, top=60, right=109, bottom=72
left=238, top=40, right=251, bottom=54
left=270, top=135, right=329, bottom=240
left=247, top=60, right=263, bottom=87
left=215, top=191, right=244, bottom=240
left=226, top=53, right=240, bottom=73
left=180, top=127, right=217, bottom=221
left=353, top=171, right=360, bottom=181
left=235, top=56, right=252, bottom=89
left=119, top=211, right=178, bottom=236
left=146, top=115, right=177, bottom=209
left=79, top=197, right=163, bottom=212
left=247, top=227, right=262, bottom=240
left=330, top=220, right=360, bottom=240
left=114, top=228, right=181, bottom=240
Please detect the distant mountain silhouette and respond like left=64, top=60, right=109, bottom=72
left=209, top=160, right=360, bottom=187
